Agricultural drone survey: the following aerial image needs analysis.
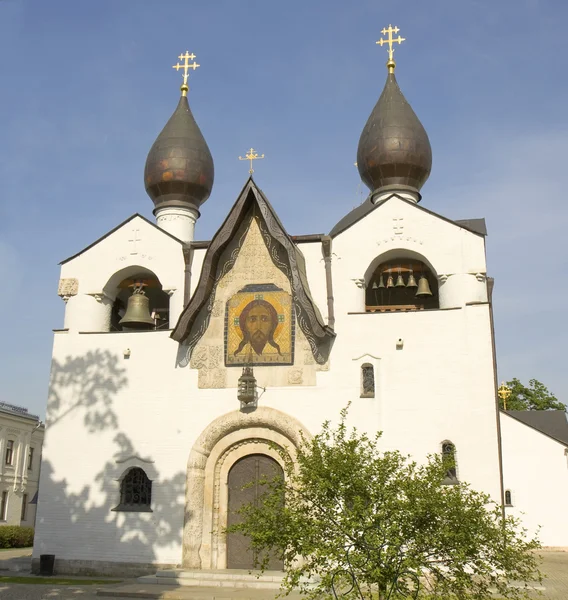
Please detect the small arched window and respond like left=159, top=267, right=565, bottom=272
left=114, top=467, right=152, bottom=512
left=441, top=441, right=458, bottom=485
left=505, top=490, right=513, bottom=506
left=360, top=364, right=375, bottom=398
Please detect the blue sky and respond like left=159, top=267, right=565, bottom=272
left=0, top=0, right=566, bottom=418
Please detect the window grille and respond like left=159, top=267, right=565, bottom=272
left=505, top=490, right=512, bottom=506
left=114, top=468, right=152, bottom=512
left=442, top=442, right=458, bottom=483
left=5, top=441, right=14, bottom=466
left=361, top=364, right=375, bottom=398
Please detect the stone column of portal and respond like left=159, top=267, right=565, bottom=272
left=155, top=206, right=199, bottom=244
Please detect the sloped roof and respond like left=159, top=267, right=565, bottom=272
left=328, top=194, right=487, bottom=238
left=171, top=177, right=335, bottom=364
left=59, top=213, right=184, bottom=265
left=504, top=410, right=568, bottom=447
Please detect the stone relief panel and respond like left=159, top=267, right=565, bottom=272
left=191, top=216, right=319, bottom=389
left=58, top=278, right=79, bottom=301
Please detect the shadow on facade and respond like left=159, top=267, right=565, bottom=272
left=33, top=349, right=186, bottom=576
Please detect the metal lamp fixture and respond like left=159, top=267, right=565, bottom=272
left=237, top=366, right=257, bottom=404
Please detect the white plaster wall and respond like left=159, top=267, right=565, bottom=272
left=500, top=413, right=568, bottom=547
left=60, top=216, right=185, bottom=331
left=35, top=196, right=510, bottom=568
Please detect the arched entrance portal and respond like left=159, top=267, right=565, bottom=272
left=227, top=454, right=284, bottom=570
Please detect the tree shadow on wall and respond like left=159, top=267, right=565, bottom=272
left=35, top=349, right=187, bottom=575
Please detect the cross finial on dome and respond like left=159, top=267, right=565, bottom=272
left=376, top=25, right=405, bottom=73
left=172, top=51, right=200, bottom=97
left=239, top=148, right=265, bottom=174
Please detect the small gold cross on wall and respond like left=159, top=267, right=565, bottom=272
left=239, top=148, right=265, bottom=174
left=172, top=51, right=200, bottom=96
left=376, top=24, right=405, bottom=72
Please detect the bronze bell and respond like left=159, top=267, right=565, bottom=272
left=378, top=275, right=385, bottom=289
left=119, top=288, right=155, bottom=330
left=407, top=272, right=418, bottom=288
left=395, top=273, right=406, bottom=287
left=372, top=281, right=378, bottom=290
left=386, top=274, right=395, bottom=288
left=416, top=275, right=433, bottom=297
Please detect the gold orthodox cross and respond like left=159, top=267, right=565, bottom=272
left=376, top=25, right=405, bottom=71
left=239, top=148, right=265, bottom=174
left=172, top=51, right=200, bottom=95
left=498, top=382, right=512, bottom=410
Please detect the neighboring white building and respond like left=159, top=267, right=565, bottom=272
left=33, top=47, right=567, bottom=576
left=0, top=402, right=44, bottom=527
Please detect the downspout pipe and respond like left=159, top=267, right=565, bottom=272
left=183, top=245, right=193, bottom=308
left=487, top=276, right=506, bottom=523
left=321, top=236, right=335, bottom=330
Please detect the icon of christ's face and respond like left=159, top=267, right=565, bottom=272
left=244, top=304, right=273, bottom=354
left=235, top=299, right=282, bottom=357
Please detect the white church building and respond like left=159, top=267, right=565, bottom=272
left=33, top=41, right=568, bottom=576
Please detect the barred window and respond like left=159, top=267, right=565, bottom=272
left=361, top=364, right=375, bottom=398
left=5, top=440, right=14, bottom=466
left=505, top=490, right=512, bottom=506
left=113, top=468, right=152, bottom=512
left=442, top=441, right=458, bottom=484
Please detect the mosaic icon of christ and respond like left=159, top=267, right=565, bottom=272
left=234, top=299, right=282, bottom=357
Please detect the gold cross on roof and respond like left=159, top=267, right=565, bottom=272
left=172, top=51, right=200, bottom=96
left=239, top=148, right=265, bottom=174
left=376, top=25, right=405, bottom=72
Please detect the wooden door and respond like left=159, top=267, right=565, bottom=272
left=226, top=454, right=284, bottom=570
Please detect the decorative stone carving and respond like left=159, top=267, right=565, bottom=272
left=352, top=278, right=366, bottom=289
left=87, top=292, right=113, bottom=304
left=475, top=273, right=486, bottom=282
left=288, top=368, right=303, bottom=385
left=58, top=278, right=78, bottom=302
left=438, top=274, right=449, bottom=284
left=211, top=300, right=224, bottom=318
left=191, top=347, right=208, bottom=370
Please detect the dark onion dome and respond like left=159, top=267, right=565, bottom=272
left=144, top=93, right=214, bottom=213
left=357, top=70, right=432, bottom=198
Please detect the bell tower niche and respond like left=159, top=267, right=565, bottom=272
left=366, top=258, right=439, bottom=312
left=111, top=272, right=170, bottom=332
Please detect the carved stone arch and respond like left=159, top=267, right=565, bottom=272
left=183, top=407, right=311, bottom=569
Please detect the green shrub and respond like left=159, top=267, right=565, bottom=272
left=0, top=526, right=34, bottom=548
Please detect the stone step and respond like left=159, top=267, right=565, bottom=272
left=138, top=570, right=284, bottom=590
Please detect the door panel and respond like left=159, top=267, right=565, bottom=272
left=226, top=454, right=284, bottom=570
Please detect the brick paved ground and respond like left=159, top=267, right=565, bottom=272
left=0, top=549, right=566, bottom=600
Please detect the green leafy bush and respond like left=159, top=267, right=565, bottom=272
left=0, top=526, right=34, bottom=548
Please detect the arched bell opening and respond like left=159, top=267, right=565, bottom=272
left=104, top=267, right=170, bottom=332
left=365, top=258, right=439, bottom=312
